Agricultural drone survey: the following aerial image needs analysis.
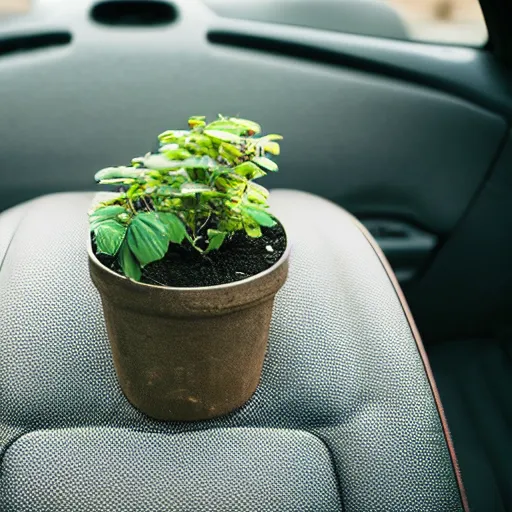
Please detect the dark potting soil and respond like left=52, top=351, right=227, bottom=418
left=95, top=223, right=287, bottom=287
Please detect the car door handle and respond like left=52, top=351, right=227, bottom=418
left=360, top=219, right=438, bottom=283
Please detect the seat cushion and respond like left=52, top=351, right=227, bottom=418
left=0, top=190, right=465, bottom=511
left=2, top=428, right=341, bottom=512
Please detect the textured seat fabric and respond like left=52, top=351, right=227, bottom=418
left=0, top=190, right=465, bottom=511
left=2, top=428, right=341, bottom=511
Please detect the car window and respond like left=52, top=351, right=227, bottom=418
left=1, top=0, right=488, bottom=46
left=386, top=0, right=487, bottom=45
left=204, top=0, right=487, bottom=47
left=0, top=0, right=30, bottom=15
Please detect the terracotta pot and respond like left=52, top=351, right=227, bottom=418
left=88, top=235, right=290, bottom=421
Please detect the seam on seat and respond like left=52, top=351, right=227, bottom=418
left=349, top=215, right=470, bottom=512
left=309, top=431, right=345, bottom=512
left=0, top=206, right=29, bottom=273
left=0, top=427, right=28, bottom=474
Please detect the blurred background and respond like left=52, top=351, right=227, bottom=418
left=0, top=0, right=487, bottom=45
left=388, top=0, right=486, bottom=43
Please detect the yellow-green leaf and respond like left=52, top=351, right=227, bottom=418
left=263, top=141, right=280, bottom=155
left=243, top=215, right=262, bottom=238
left=233, top=161, right=266, bottom=179
left=246, top=182, right=270, bottom=204
left=204, top=130, right=242, bottom=144
left=188, top=115, right=206, bottom=128
left=205, top=229, right=227, bottom=253
left=94, top=166, right=143, bottom=182
left=180, top=183, right=212, bottom=195
left=252, top=156, right=278, bottom=173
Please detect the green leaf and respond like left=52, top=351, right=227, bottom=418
left=243, top=216, right=262, bottom=238
left=225, top=197, right=242, bottom=213
left=262, top=141, right=280, bottom=155
left=118, top=241, right=142, bottom=281
left=257, top=134, right=283, bottom=142
left=94, top=167, right=143, bottom=182
left=146, top=155, right=217, bottom=172
left=251, top=134, right=283, bottom=155
left=206, top=118, right=261, bottom=136
left=246, top=182, right=270, bottom=204
left=131, top=156, right=145, bottom=166
left=204, top=120, right=246, bottom=136
left=89, top=205, right=129, bottom=231
left=220, top=143, right=243, bottom=157
left=168, top=169, right=191, bottom=179
left=233, top=161, right=266, bottom=179
left=156, top=185, right=181, bottom=196
left=180, top=156, right=217, bottom=170
left=218, top=218, right=243, bottom=233
left=157, top=212, right=187, bottom=244
left=159, top=143, right=179, bottom=151
left=244, top=207, right=277, bottom=228
left=158, top=129, right=190, bottom=142
left=94, top=220, right=127, bottom=256
left=180, top=183, right=212, bottom=195
left=205, top=229, right=227, bottom=253
left=252, top=156, right=278, bottom=172
left=214, top=172, right=246, bottom=194
left=204, top=130, right=242, bottom=144
left=98, top=178, right=136, bottom=185
left=125, top=183, right=140, bottom=200
left=218, top=145, right=236, bottom=165
left=127, top=212, right=170, bottom=267
left=159, top=147, right=192, bottom=160
left=229, top=117, right=261, bottom=135
left=201, top=190, right=228, bottom=200
left=188, top=115, right=206, bottom=128
left=188, top=134, right=213, bottom=148
left=144, top=154, right=181, bottom=171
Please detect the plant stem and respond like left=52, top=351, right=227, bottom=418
left=197, top=212, right=211, bottom=235
left=142, top=196, right=152, bottom=211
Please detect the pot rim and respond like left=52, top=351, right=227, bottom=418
left=87, top=223, right=291, bottom=292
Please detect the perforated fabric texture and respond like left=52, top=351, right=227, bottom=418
left=0, top=190, right=463, bottom=511
left=2, top=428, right=341, bottom=511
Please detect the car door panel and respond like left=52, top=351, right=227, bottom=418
left=0, top=0, right=506, bottom=237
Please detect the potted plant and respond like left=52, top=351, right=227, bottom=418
left=88, top=115, right=289, bottom=421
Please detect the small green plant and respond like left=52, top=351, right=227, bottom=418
left=89, top=115, right=282, bottom=281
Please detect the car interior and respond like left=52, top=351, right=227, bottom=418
left=1, top=0, right=511, bottom=510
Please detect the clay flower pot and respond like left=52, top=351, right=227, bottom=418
left=88, top=236, right=289, bottom=421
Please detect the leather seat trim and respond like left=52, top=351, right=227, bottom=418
left=352, top=216, right=470, bottom=512
left=0, top=205, right=27, bottom=273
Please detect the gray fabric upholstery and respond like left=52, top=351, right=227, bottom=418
left=2, top=428, right=341, bottom=511
left=0, top=190, right=463, bottom=511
